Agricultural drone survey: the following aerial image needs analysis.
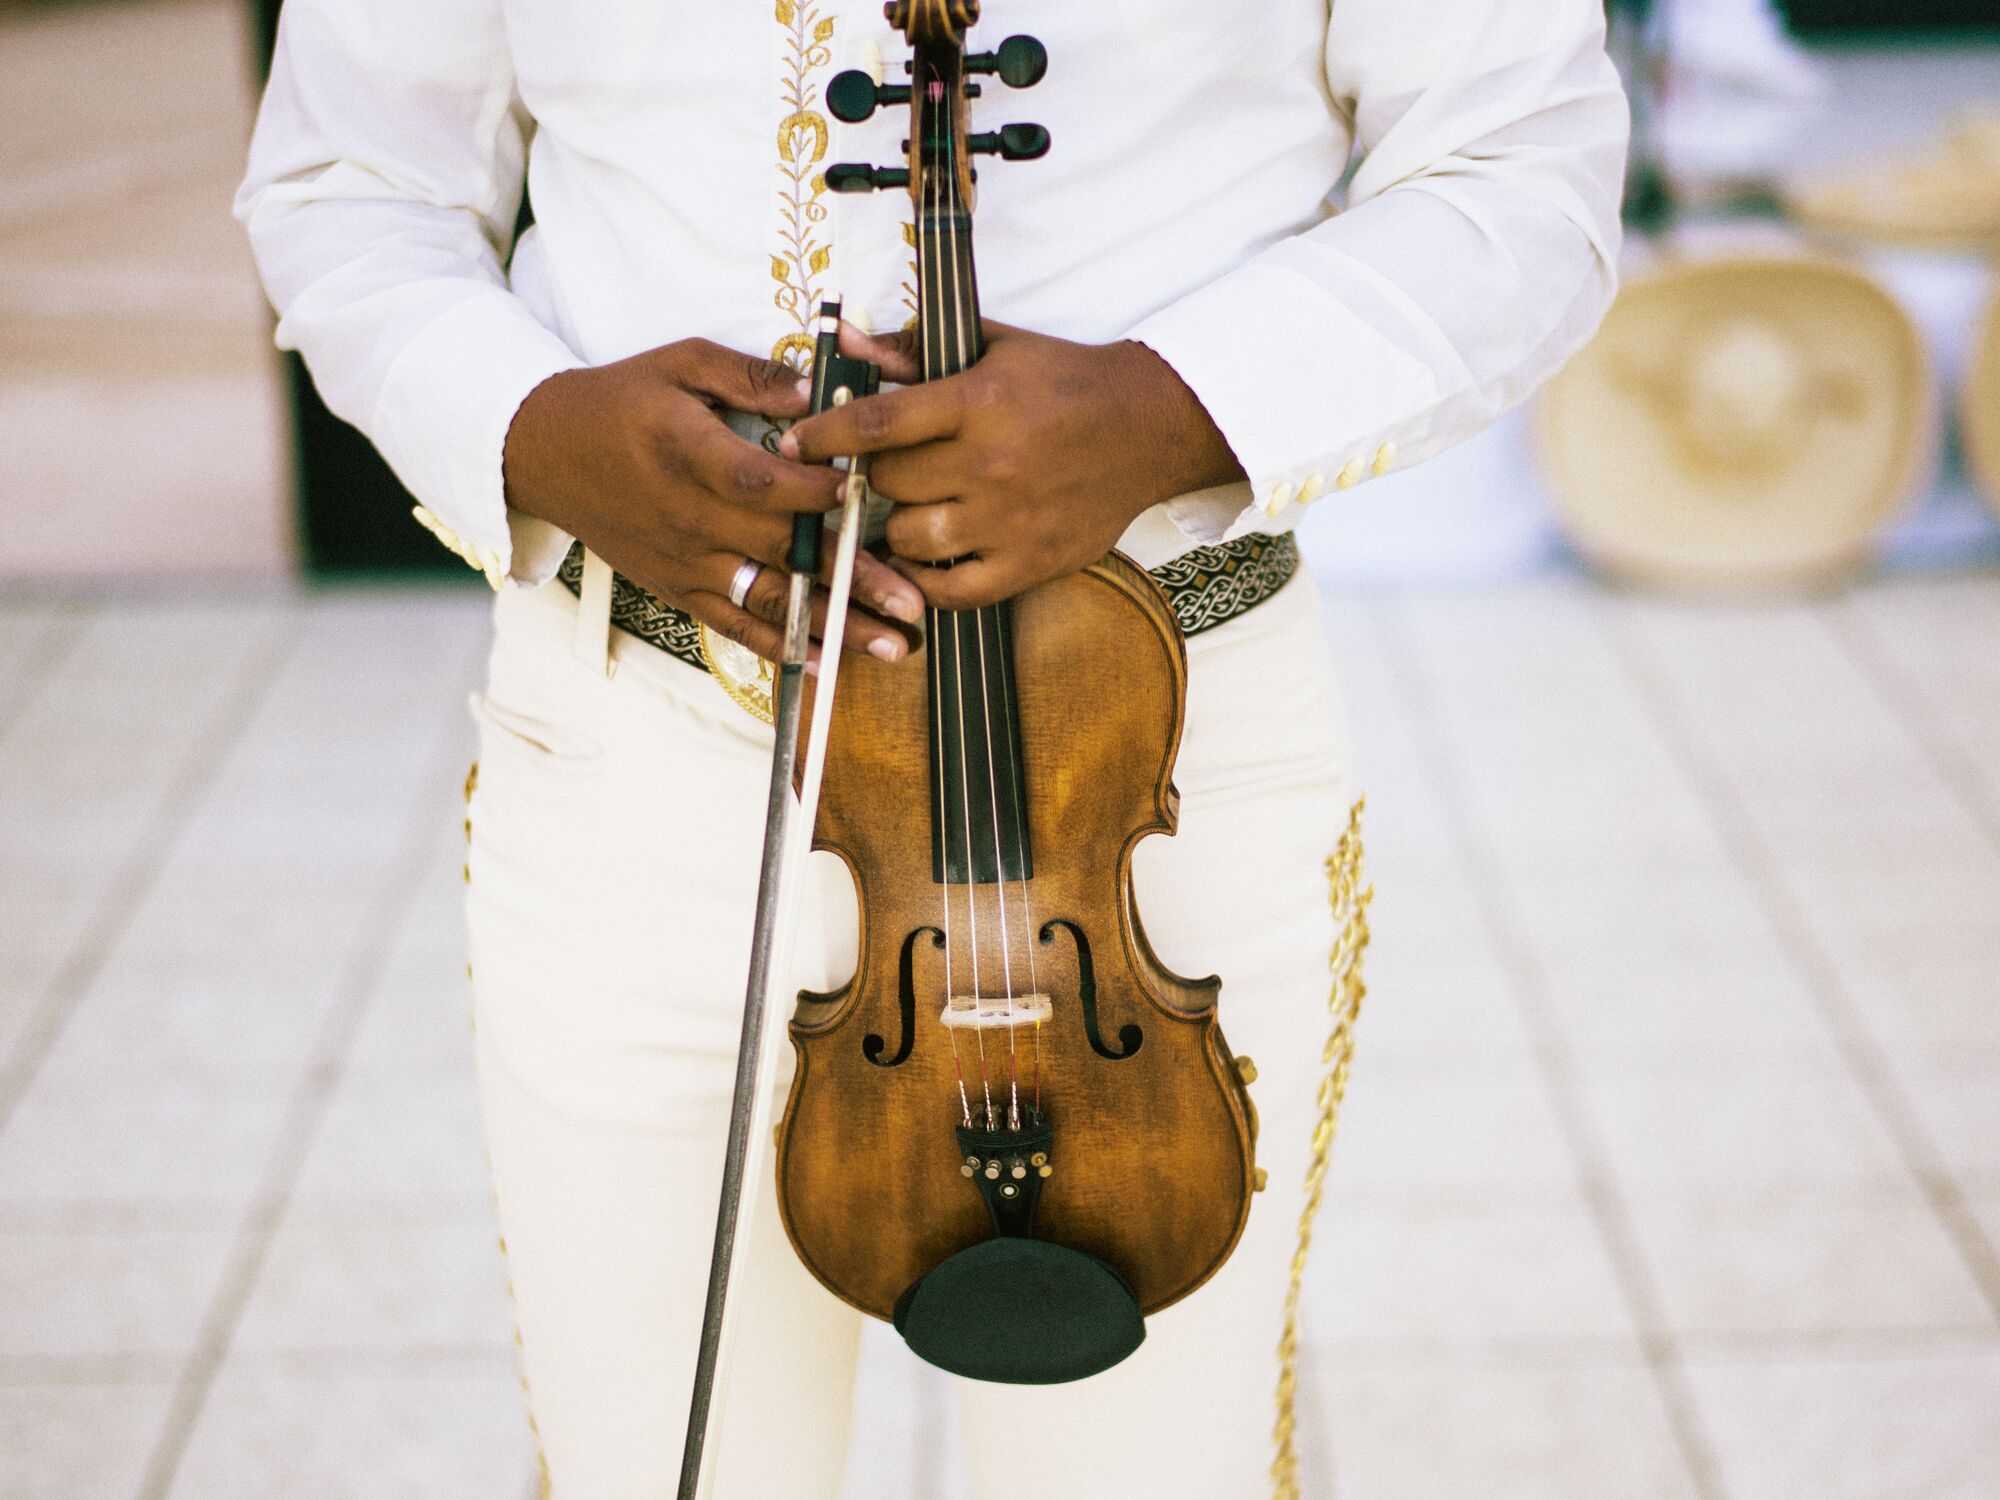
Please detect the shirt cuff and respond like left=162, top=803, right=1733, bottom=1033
left=1126, top=257, right=1441, bottom=541
left=369, top=288, right=584, bottom=588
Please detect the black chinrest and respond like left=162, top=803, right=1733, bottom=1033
left=892, top=1237, right=1145, bottom=1384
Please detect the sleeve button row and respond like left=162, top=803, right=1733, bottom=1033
left=1262, top=443, right=1397, bottom=518
left=412, top=506, right=505, bottom=590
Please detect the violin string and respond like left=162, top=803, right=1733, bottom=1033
left=915, top=141, right=970, bottom=1132
left=950, top=611, right=990, bottom=1134
left=992, top=603, right=1044, bottom=1115
left=940, top=105, right=1022, bottom=1133
left=931, top=590, right=971, bottom=1128
left=955, top=71, right=1038, bottom=1127
left=926, top=90, right=993, bottom=1132
left=918, top=111, right=970, bottom=1132
left=972, top=540, right=1021, bottom=1130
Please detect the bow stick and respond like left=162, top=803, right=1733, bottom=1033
left=679, top=300, right=880, bottom=1500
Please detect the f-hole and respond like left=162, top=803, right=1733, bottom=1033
left=1040, top=919, right=1141, bottom=1061
left=868, top=925, right=944, bottom=1068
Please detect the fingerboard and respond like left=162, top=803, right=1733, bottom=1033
left=913, top=38, right=1031, bottom=887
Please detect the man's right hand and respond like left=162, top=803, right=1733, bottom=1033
left=502, top=339, right=923, bottom=664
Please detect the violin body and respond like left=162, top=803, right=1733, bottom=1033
left=777, top=555, right=1258, bottom=1320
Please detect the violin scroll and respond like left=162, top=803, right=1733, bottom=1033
left=886, top=0, right=980, bottom=43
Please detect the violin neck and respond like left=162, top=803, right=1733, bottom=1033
left=912, top=38, right=1029, bottom=889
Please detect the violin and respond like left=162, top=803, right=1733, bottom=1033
left=776, top=0, right=1262, bottom=1384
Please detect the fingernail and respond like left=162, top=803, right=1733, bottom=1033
left=794, top=377, right=812, bottom=399
left=778, top=430, right=800, bottom=459
left=868, top=636, right=903, bottom=662
left=880, top=591, right=924, bottom=625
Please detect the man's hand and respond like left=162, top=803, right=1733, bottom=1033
left=503, top=339, right=925, bottom=664
left=781, top=323, right=1243, bottom=610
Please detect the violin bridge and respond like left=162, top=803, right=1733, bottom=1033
left=940, top=992, right=1053, bottom=1031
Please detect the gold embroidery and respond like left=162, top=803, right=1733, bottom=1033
left=1271, top=799, right=1372, bottom=1500
left=901, top=219, right=919, bottom=329
left=773, top=0, right=836, bottom=368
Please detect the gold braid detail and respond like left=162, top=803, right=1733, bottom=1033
left=1271, top=799, right=1372, bottom=1499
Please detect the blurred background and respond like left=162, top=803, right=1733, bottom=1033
left=2, top=1, right=1997, bottom=1497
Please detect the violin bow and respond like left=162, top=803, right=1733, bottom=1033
left=678, top=300, right=879, bottom=1500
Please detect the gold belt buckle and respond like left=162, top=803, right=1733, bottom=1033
left=696, top=625, right=778, bottom=726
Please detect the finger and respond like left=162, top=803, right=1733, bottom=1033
left=664, top=339, right=815, bottom=420
left=680, top=592, right=788, bottom=666
left=780, top=380, right=964, bottom=464
left=677, top=420, right=843, bottom=515
left=836, top=322, right=922, bottom=385
left=735, top=557, right=796, bottom=629
left=867, top=442, right=964, bottom=507
left=884, top=498, right=980, bottom=564
left=894, top=556, right=1022, bottom=612
left=739, top=559, right=911, bottom=661
left=849, top=547, right=927, bottom=625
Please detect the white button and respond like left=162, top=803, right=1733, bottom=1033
left=1263, top=480, right=1295, bottom=517
left=1337, top=457, right=1366, bottom=490
left=1372, top=441, right=1397, bottom=477
left=1297, top=472, right=1325, bottom=505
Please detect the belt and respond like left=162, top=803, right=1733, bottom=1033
left=556, top=529, right=1298, bottom=713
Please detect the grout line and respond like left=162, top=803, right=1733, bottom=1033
left=1606, top=603, right=2000, bottom=1328
left=0, top=1342, right=517, bottom=1386
left=1373, top=590, right=1731, bottom=1500
left=1824, top=598, right=2000, bottom=858
left=0, top=613, right=302, bottom=1136
left=129, top=638, right=486, bottom=1500
left=0, top=603, right=85, bottom=746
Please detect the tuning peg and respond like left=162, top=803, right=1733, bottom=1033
left=966, top=123, right=1050, bottom=162
left=826, top=69, right=913, bottom=124
left=824, top=162, right=911, bottom=193
left=965, top=35, right=1047, bottom=89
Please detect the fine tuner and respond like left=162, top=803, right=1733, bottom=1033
left=823, top=31, right=1050, bottom=196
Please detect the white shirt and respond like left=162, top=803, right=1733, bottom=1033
left=236, top=0, right=1627, bottom=585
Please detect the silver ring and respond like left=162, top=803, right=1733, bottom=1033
left=726, top=559, right=764, bottom=610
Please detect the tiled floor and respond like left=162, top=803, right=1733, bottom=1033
left=2, top=570, right=1997, bottom=1500
left=0, top=0, right=289, bottom=582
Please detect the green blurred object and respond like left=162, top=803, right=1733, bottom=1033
left=249, top=0, right=466, bottom=579
left=1783, top=1, right=2000, bottom=30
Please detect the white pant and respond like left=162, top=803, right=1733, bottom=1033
left=466, top=567, right=1354, bottom=1499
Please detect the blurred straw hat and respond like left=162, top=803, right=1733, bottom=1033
left=1967, top=287, right=2000, bottom=520
left=1536, top=252, right=1933, bottom=589
left=1783, top=109, right=2000, bottom=253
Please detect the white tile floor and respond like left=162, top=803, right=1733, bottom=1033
left=3, top=570, right=1998, bottom=1500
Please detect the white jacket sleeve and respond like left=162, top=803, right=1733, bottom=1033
left=1126, top=0, right=1628, bottom=542
left=234, top=0, right=584, bottom=586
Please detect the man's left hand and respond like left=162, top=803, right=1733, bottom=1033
left=781, top=323, right=1243, bottom=611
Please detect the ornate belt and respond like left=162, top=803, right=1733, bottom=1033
left=556, top=530, right=1298, bottom=720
